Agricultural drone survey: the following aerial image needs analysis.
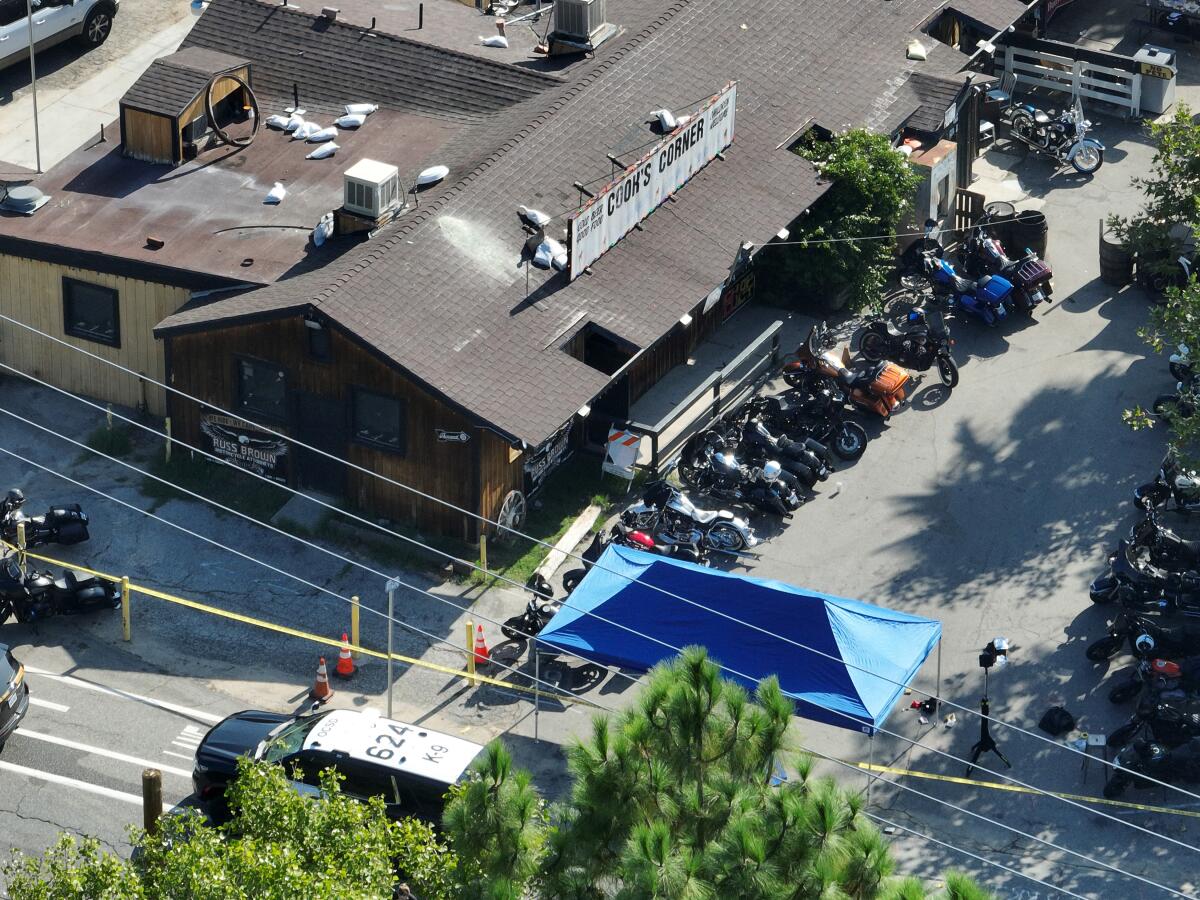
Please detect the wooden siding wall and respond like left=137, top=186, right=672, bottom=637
left=0, top=255, right=187, bottom=415
left=168, top=317, right=523, bottom=540
left=122, top=108, right=175, bottom=164
left=478, top=429, right=524, bottom=528
left=179, top=69, right=250, bottom=136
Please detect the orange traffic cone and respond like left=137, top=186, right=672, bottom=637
left=335, top=632, right=355, bottom=678
left=311, top=657, right=334, bottom=701
left=473, top=624, right=490, bottom=666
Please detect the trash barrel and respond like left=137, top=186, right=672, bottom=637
left=1099, top=219, right=1134, bottom=287
left=979, top=200, right=1016, bottom=248
left=1010, top=210, right=1048, bottom=260
left=1134, top=44, right=1178, bottom=116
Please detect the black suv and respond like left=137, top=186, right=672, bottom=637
left=0, top=643, right=28, bottom=748
left=192, top=707, right=484, bottom=823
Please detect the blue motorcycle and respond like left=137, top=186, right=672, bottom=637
left=905, top=220, right=1015, bottom=327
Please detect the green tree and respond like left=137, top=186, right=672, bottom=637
left=758, top=129, right=921, bottom=312
left=4, top=760, right=458, bottom=900
left=445, top=647, right=991, bottom=899
left=1112, top=104, right=1200, bottom=452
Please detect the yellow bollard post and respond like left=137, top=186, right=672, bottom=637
left=479, top=533, right=488, bottom=577
left=466, top=620, right=477, bottom=687
left=121, top=576, right=131, bottom=642
left=15, top=522, right=25, bottom=572
left=164, top=417, right=172, bottom=464
left=350, top=595, right=360, bottom=660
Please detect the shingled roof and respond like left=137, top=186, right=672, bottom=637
left=121, top=47, right=250, bottom=117
left=158, top=0, right=1020, bottom=446
left=180, top=0, right=561, bottom=120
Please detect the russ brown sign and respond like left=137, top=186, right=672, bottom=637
left=200, top=414, right=289, bottom=483
left=569, top=82, right=736, bottom=280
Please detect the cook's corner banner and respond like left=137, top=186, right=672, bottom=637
left=200, top=414, right=289, bottom=483
left=569, top=82, right=737, bottom=279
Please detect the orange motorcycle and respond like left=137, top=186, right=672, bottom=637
left=783, top=323, right=910, bottom=418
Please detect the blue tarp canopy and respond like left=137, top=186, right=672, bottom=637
left=537, top=545, right=941, bottom=734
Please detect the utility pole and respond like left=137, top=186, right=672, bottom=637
left=25, top=0, right=42, bottom=173
left=385, top=577, right=399, bottom=719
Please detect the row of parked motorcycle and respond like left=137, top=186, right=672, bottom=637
left=1084, top=436, right=1200, bottom=798
left=0, top=489, right=120, bottom=626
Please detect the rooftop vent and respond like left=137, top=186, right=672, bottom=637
left=549, top=0, right=616, bottom=53
left=0, top=184, right=49, bottom=215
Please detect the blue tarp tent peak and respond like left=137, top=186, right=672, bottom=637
left=537, top=545, right=941, bottom=734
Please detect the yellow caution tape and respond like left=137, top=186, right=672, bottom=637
left=3, top=542, right=592, bottom=707
left=857, top=762, right=1200, bottom=818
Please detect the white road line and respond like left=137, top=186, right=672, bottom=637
left=162, top=750, right=193, bottom=761
left=27, top=697, right=70, bottom=713
left=0, top=760, right=142, bottom=806
left=13, top=730, right=191, bottom=779
left=171, top=740, right=198, bottom=751
left=24, top=666, right=223, bottom=724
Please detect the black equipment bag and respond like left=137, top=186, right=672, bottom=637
left=1038, top=706, right=1076, bottom=736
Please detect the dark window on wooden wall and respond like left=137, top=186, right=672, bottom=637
left=306, top=321, right=332, bottom=362
left=236, top=357, right=287, bottom=421
left=352, top=389, right=406, bottom=455
left=62, top=278, right=120, bottom=347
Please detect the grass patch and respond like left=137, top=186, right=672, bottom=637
left=86, top=425, right=133, bottom=458
left=471, top=453, right=624, bottom=587
left=140, top=452, right=291, bottom=523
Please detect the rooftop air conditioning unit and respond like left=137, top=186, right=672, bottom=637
left=554, top=0, right=608, bottom=43
left=342, top=159, right=401, bottom=220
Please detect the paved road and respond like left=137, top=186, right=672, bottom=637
left=0, top=636, right=237, bottom=878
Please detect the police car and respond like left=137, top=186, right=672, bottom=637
left=192, top=707, right=484, bottom=823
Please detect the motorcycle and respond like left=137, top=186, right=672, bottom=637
left=1087, top=608, right=1200, bottom=661
left=1136, top=450, right=1200, bottom=514
left=858, top=306, right=959, bottom=388
left=1109, top=697, right=1200, bottom=750
left=0, top=553, right=121, bottom=625
left=1089, top=539, right=1200, bottom=612
left=678, top=435, right=801, bottom=518
left=622, top=480, right=757, bottom=554
left=1009, top=98, right=1104, bottom=174
left=1105, top=738, right=1200, bottom=799
left=501, top=572, right=563, bottom=641
left=783, top=323, right=910, bottom=418
left=1128, top=510, right=1200, bottom=573
left=1, top=489, right=89, bottom=549
left=916, top=247, right=1015, bottom=327
left=1170, top=344, right=1193, bottom=383
left=1108, top=655, right=1200, bottom=704
left=961, top=224, right=1055, bottom=313
left=752, top=392, right=868, bottom=462
left=738, top=415, right=831, bottom=486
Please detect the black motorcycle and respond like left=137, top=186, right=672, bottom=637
left=1008, top=98, right=1104, bottom=174
left=1128, top=511, right=1200, bottom=573
left=1136, top=450, right=1200, bottom=514
left=501, top=572, right=563, bottom=641
left=755, top=391, right=868, bottom=461
left=1089, top=539, right=1200, bottom=612
left=680, top=433, right=802, bottom=518
left=1105, top=738, right=1200, bottom=799
left=1109, top=697, right=1200, bottom=750
left=961, top=224, right=1054, bottom=313
left=738, top=417, right=830, bottom=487
left=1087, top=608, right=1200, bottom=661
left=858, top=306, right=958, bottom=388
left=1, top=489, right=89, bottom=549
left=0, top=553, right=121, bottom=625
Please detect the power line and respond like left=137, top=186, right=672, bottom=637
left=1, top=320, right=1195, bottom=804
left=806, top=746, right=1194, bottom=900
left=5, top=433, right=1193, bottom=875
left=862, top=811, right=1092, bottom=900
left=0, top=442, right=594, bottom=711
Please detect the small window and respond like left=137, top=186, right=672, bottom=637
left=352, top=389, right=406, bottom=454
left=0, top=0, right=26, bottom=27
left=306, top=321, right=332, bottom=362
left=237, top=358, right=287, bottom=420
left=62, top=278, right=120, bottom=347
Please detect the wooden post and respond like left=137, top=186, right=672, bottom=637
left=121, top=576, right=131, bottom=642
left=350, top=595, right=360, bottom=659
left=106, top=403, right=113, bottom=431
left=466, top=620, right=477, bottom=686
left=479, top=533, right=488, bottom=576
left=164, top=417, right=173, bottom=464
left=142, top=768, right=162, bottom=836
left=15, top=522, right=25, bottom=572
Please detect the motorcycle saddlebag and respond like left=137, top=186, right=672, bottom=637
left=978, top=274, right=1014, bottom=305
left=1015, top=258, right=1052, bottom=288
left=55, top=521, right=89, bottom=545
left=870, top=363, right=910, bottom=397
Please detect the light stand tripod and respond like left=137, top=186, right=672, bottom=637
left=964, top=646, right=1013, bottom=778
